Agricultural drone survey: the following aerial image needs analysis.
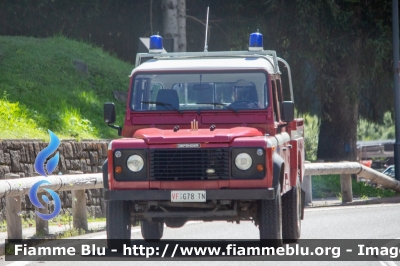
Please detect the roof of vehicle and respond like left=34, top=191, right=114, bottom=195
left=133, top=51, right=279, bottom=74
left=132, top=57, right=275, bottom=74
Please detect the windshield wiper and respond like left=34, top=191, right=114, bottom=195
left=196, top=102, right=238, bottom=113
left=142, top=101, right=182, bottom=114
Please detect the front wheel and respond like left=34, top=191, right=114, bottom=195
left=258, top=184, right=283, bottom=247
left=282, top=176, right=302, bottom=241
left=106, top=200, right=131, bottom=250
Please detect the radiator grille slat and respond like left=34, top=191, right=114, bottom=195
left=150, top=149, right=229, bottom=180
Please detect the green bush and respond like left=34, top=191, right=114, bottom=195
left=302, top=113, right=319, bottom=161
left=312, top=174, right=397, bottom=199
left=357, top=112, right=395, bottom=141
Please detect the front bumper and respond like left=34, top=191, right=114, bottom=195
left=105, top=188, right=275, bottom=201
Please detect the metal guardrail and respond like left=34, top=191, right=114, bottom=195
left=303, top=162, right=400, bottom=203
left=0, top=174, right=103, bottom=198
left=1, top=162, right=400, bottom=239
left=0, top=173, right=102, bottom=240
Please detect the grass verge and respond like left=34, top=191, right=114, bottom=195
left=312, top=174, right=399, bottom=199
left=0, top=35, right=132, bottom=140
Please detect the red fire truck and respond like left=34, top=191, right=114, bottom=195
left=103, top=32, right=305, bottom=248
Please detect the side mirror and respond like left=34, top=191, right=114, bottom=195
left=104, top=102, right=122, bottom=136
left=281, top=101, right=294, bottom=122
left=104, top=102, right=116, bottom=124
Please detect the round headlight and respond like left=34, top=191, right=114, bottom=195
left=235, top=153, right=252, bottom=170
left=127, top=155, right=144, bottom=172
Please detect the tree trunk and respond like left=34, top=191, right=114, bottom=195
left=317, top=84, right=359, bottom=162
left=177, top=0, right=186, bottom=52
left=162, top=0, right=178, bottom=52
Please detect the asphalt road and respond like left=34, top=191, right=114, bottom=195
left=2, top=203, right=400, bottom=266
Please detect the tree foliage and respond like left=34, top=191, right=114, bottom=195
left=184, top=0, right=393, bottom=160
left=281, top=0, right=393, bottom=160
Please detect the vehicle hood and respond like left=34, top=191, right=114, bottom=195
left=133, top=127, right=263, bottom=144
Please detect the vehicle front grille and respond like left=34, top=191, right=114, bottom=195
left=150, top=148, right=229, bottom=180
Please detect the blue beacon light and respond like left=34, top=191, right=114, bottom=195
left=249, top=31, right=263, bottom=51
left=149, top=34, right=163, bottom=53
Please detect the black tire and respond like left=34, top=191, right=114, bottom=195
left=282, top=176, right=301, bottom=241
left=258, top=184, right=283, bottom=247
left=106, top=200, right=131, bottom=250
left=141, top=220, right=164, bottom=240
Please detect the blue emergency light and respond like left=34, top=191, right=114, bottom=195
left=149, top=34, right=163, bottom=53
left=249, top=31, right=263, bottom=51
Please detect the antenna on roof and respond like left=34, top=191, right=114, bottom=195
left=204, top=6, right=210, bottom=52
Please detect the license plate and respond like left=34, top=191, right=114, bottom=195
left=171, top=190, right=206, bottom=202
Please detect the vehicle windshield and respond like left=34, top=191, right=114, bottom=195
left=130, top=72, right=268, bottom=112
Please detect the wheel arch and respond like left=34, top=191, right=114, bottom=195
left=102, top=158, right=108, bottom=189
left=272, top=152, right=285, bottom=190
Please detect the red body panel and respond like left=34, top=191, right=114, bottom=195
left=107, top=65, right=304, bottom=195
left=122, top=111, right=273, bottom=138
left=108, top=134, right=275, bottom=190
left=133, top=127, right=263, bottom=144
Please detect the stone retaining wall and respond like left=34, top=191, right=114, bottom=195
left=0, top=139, right=110, bottom=221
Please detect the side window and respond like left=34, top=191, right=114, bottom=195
left=264, top=83, right=268, bottom=108
left=276, top=79, right=284, bottom=105
left=271, top=79, right=280, bottom=122
left=276, top=79, right=284, bottom=122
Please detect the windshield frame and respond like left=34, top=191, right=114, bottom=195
left=129, top=69, right=270, bottom=113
